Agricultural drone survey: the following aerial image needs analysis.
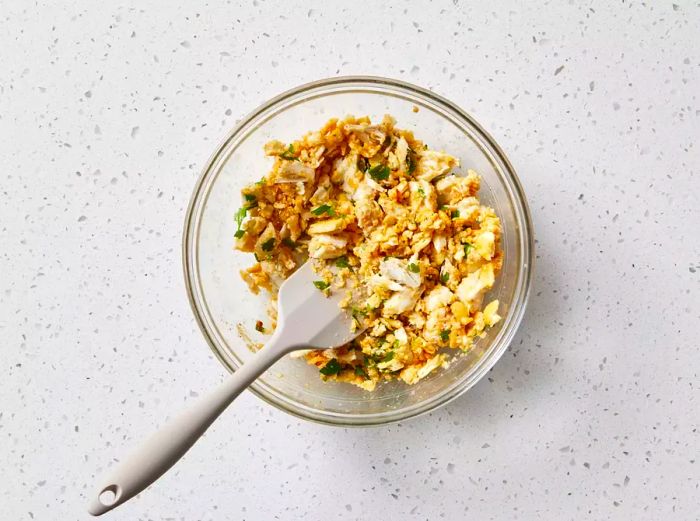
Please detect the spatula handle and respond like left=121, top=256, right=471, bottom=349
left=87, top=332, right=288, bottom=516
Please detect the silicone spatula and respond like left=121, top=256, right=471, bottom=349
left=87, top=261, right=360, bottom=515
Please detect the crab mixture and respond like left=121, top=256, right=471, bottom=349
left=234, top=115, right=503, bottom=391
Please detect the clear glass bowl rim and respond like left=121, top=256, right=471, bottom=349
left=182, top=75, right=534, bottom=426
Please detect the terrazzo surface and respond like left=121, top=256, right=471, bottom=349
left=1, top=1, right=698, bottom=519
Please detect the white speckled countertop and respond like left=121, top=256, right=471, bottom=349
left=2, top=2, right=698, bottom=519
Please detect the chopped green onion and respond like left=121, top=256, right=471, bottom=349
left=440, top=329, right=450, bottom=343
left=354, top=365, right=368, bottom=378
left=244, top=193, right=256, bottom=202
left=320, top=359, right=342, bottom=375
left=463, top=242, right=472, bottom=256
left=406, top=149, right=417, bottom=175
left=380, top=351, right=394, bottom=363
left=234, top=207, right=248, bottom=237
left=313, top=280, right=330, bottom=290
left=440, top=272, right=449, bottom=284
left=368, top=163, right=390, bottom=181
left=417, top=187, right=426, bottom=197
left=311, top=204, right=334, bottom=216
left=235, top=207, right=247, bottom=227
left=335, top=256, right=350, bottom=269
left=234, top=229, right=245, bottom=239
left=261, top=238, right=275, bottom=252
left=282, top=237, right=297, bottom=248
left=408, top=263, right=420, bottom=273
left=280, top=144, right=299, bottom=161
left=450, top=210, right=460, bottom=219
left=351, top=306, right=368, bottom=319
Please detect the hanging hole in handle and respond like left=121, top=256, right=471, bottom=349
left=98, top=484, right=121, bottom=506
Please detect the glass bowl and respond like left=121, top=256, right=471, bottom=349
left=183, top=76, right=533, bottom=426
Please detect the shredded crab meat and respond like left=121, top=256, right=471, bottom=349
left=234, top=115, right=503, bottom=391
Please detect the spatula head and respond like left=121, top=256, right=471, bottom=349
left=277, top=262, right=362, bottom=349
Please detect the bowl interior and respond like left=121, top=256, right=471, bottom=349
left=185, top=79, right=530, bottom=425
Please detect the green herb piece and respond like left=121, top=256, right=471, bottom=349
left=311, top=204, right=334, bottom=216
left=451, top=210, right=460, bottom=219
left=282, top=237, right=297, bottom=248
left=235, top=207, right=247, bottom=227
left=417, top=187, right=426, bottom=198
left=440, top=272, right=449, bottom=284
left=351, top=306, right=368, bottom=319
left=335, top=255, right=350, bottom=269
left=440, top=329, right=450, bottom=343
left=406, top=149, right=417, bottom=175
left=280, top=144, right=299, bottom=161
left=380, top=351, right=395, bottom=363
left=234, top=206, right=248, bottom=237
left=320, top=359, right=342, bottom=375
left=261, top=238, right=275, bottom=252
left=254, top=253, right=261, bottom=262
left=313, top=280, right=330, bottom=291
left=368, top=163, right=391, bottom=181
left=408, top=263, right=420, bottom=273
left=357, top=156, right=370, bottom=172
left=438, top=205, right=448, bottom=211
left=255, top=177, right=266, bottom=186
left=354, top=365, right=368, bottom=378
left=244, top=193, right=257, bottom=203
left=463, top=242, right=472, bottom=256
